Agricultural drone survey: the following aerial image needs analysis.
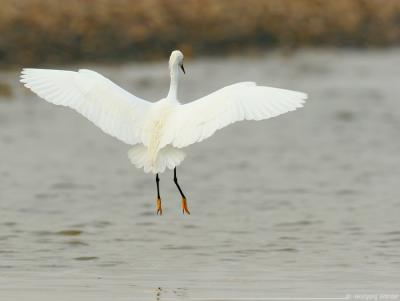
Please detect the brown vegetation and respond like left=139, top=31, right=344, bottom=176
left=0, top=0, right=400, bottom=66
left=0, top=82, right=13, bottom=98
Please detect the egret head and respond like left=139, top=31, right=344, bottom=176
left=169, top=50, right=185, bottom=74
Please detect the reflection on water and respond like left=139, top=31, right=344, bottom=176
left=1, top=50, right=400, bottom=299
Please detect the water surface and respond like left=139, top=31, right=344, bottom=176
left=1, top=50, right=400, bottom=300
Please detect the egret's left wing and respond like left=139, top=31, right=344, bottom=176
left=165, top=82, right=306, bottom=148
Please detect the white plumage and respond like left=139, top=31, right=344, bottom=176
left=20, top=50, right=307, bottom=174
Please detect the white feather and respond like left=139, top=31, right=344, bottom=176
left=162, top=82, right=307, bottom=148
left=128, top=144, right=185, bottom=174
left=20, top=68, right=150, bottom=145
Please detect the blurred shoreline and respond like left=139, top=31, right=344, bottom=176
left=1, top=0, right=400, bottom=67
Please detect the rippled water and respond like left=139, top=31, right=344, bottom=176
left=1, top=50, right=400, bottom=300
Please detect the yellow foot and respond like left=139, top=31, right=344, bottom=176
left=182, top=197, right=190, bottom=215
left=156, top=197, right=163, bottom=215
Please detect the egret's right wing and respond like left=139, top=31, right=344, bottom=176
left=165, top=82, right=306, bottom=148
left=21, top=68, right=151, bottom=145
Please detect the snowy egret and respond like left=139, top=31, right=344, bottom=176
left=20, top=50, right=307, bottom=215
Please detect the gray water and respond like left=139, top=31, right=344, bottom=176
left=0, top=50, right=400, bottom=300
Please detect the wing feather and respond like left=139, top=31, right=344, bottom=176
left=165, top=82, right=307, bottom=148
left=20, top=68, right=151, bottom=145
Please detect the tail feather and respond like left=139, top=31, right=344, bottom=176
left=128, top=145, right=185, bottom=174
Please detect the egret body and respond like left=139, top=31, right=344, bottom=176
left=20, top=50, right=307, bottom=215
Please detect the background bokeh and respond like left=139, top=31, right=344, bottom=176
left=0, top=0, right=400, bottom=66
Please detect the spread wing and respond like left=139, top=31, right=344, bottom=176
left=20, top=68, right=151, bottom=145
left=164, top=82, right=307, bottom=148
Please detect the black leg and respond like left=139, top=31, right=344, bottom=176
left=173, top=168, right=186, bottom=199
left=174, top=168, right=190, bottom=214
left=156, top=173, right=162, bottom=215
left=156, top=173, right=160, bottom=198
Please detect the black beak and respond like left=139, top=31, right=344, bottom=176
left=180, top=64, right=185, bottom=74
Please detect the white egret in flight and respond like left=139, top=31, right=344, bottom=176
left=20, top=50, right=306, bottom=215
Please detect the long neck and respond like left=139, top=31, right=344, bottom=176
left=167, top=64, right=179, bottom=101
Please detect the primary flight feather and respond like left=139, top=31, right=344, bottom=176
left=20, top=50, right=307, bottom=215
